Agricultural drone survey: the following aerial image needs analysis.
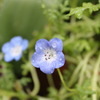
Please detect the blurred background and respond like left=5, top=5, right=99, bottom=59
left=0, top=0, right=100, bottom=100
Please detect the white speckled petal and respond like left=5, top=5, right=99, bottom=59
left=40, top=62, right=55, bottom=74
left=53, top=52, right=65, bottom=68
left=31, top=52, right=44, bottom=68
left=35, top=39, right=50, bottom=52
left=49, top=38, right=63, bottom=52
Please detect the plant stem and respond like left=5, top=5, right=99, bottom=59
left=29, top=65, right=40, bottom=96
left=57, top=68, right=75, bottom=92
left=69, top=50, right=96, bottom=87
left=47, top=74, right=55, bottom=87
left=0, top=89, right=29, bottom=99
left=62, top=92, right=77, bottom=99
left=68, top=60, right=85, bottom=87
left=92, top=54, right=100, bottom=100
left=78, top=50, right=96, bottom=85
left=22, top=58, right=40, bottom=96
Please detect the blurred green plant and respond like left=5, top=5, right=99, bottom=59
left=0, top=0, right=47, bottom=48
left=0, top=0, right=100, bottom=100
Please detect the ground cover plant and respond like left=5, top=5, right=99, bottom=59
left=0, top=0, right=100, bottom=100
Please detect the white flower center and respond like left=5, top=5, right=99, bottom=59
left=43, top=49, right=57, bottom=62
left=11, top=45, right=22, bottom=56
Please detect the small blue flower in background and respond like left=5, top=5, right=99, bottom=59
left=31, top=38, right=65, bottom=74
left=2, top=36, right=28, bottom=62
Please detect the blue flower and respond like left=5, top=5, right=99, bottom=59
left=31, top=38, right=65, bottom=74
left=2, top=36, right=28, bottom=62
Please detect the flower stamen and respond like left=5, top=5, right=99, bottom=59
left=43, top=49, right=57, bottom=62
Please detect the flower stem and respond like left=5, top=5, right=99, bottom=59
left=47, top=74, right=55, bottom=87
left=29, top=65, right=40, bottom=96
left=57, top=68, right=75, bottom=92
left=28, top=51, right=40, bottom=96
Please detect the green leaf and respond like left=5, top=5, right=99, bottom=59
left=67, top=2, right=100, bottom=19
left=69, top=7, right=85, bottom=19
left=20, top=77, right=31, bottom=86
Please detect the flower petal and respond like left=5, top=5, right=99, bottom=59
left=10, top=36, right=22, bottom=46
left=31, top=52, right=44, bottom=68
left=49, top=38, right=63, bottom=52
left=54, top=52, right=65, bottom=68
left=35, top=39, right=50, bottom=52
left=14, top=53, right=22, bottom=61
left=4, top=53, right=13, bottom=62
left=21, top=39, right=29, bottom=50
left=2, top=42, right=11, bottom=53
left=40, top=62, right=55, bottom=74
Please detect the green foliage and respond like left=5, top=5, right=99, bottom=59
left=67, top=3, right=100, bottom=19
left=48, top=87, right=58, bottom=99
left=0, top=0, right=100, bottom=100
left=21, top=62, right=30, bottom=76
left=70, top=80, right=94, bottom=100
left=0, top=62, right=15, bottom=90
left=20, top=77, right=31, bottom=86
